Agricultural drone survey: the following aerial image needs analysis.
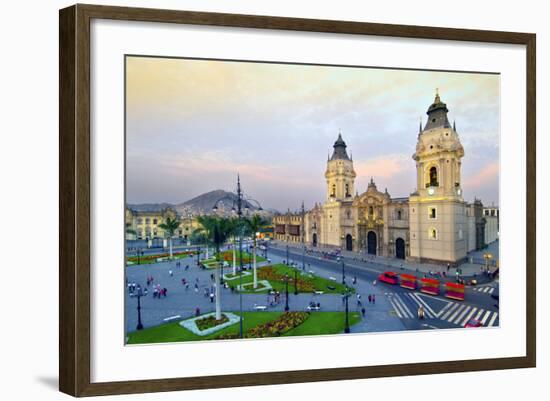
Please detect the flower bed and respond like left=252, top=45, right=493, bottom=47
left=258, top=266, right=315, bottom=292
left=195, top=314, right=229, bottom=331
left=216, top=312, right=309, bottom=339
left=219, top=251, right=253, bottom=264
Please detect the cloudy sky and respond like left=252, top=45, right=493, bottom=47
left=126, top=56, right=499, bottom=212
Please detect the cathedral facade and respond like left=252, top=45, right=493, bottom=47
left=273, top=92, right=494, bottom=264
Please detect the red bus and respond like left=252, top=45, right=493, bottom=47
left=420, top=278, right=440, bottom=295
left=445, top=282, right=465, bottom=301
left=400, top=274, right=417, bottom=290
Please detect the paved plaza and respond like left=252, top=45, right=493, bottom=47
left=125, top=240, right=499, bottom=339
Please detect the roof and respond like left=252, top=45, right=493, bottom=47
left=423, top=91, right=451, bottom=131
left=330, top=133, right=350, bottom=161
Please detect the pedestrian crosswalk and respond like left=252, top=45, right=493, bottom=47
left=472, top=286, right=495, bottom=294
left=385, top=292, right=499, bottom=327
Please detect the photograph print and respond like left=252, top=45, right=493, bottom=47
left=124, top=56, right=500, bottom=345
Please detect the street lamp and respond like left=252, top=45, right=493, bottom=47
left=286, top=244, right=289, bottom=265
left=484, top=253, right=493, bottom=272
left=284, top=274, right=290, bottom=311
left=294, top=268, right=298, bottom=295
left=137, top=248, right=144, bottom=265
left=211, top=174, right=264, bottom=338
left=341, top=260, right=346, bottom=285
left=301, top=201, right=306, bottom=271
left=343, top=288, right=351, bottom=334
left=196, top=245, right=201, bottom=266
left=135, top=285, right=145, bottom=330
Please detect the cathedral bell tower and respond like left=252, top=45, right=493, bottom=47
left=409, top=91, right=467, bottom=263
left=325, top=133, right=356, bottom=201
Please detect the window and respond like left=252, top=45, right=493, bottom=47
left=153, top=218, right=158, bottom=224
left=345, top=183, right=350, bottom=197
left=331, top=184, right=336, bottom=197
left=429, top=228, right=437, bottom=240
left=145, top=218, right=150, bottom=224
left=369, top=206, right=374, bottom=216
left=458, top=229, right=463, bottom=240
left=137, top=218, right=143, bottom=225
left=429, top=207, right=436, bottom=219
left=429, top=166, right=438, bottom=186
left=396, top=210, right=402, bottom=220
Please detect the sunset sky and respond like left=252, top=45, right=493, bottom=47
left=125, top=56, right=500, bottom=212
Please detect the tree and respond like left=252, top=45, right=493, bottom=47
left=195, top=216, right=234, bottom=320
left=125, top=223, right=136, bottom=238
left=158, top=217, right=180, bottom=259
left=244, top=214, right=269, bottom=289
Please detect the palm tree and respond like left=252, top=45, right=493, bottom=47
left=158, top=217, right=180, bottom=259
left=125, top=223, right=136, bottom=238
left=195, top=215, right=234, bottom=320
left=244, top=214, right=269, bottom=289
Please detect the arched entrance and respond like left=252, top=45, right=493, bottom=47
left=345, top=234, right=353, bottom=251
left=312, top=233, right=317, bottom=247
left=367, top=231, right=377, bottom=255
left=395, top=237, right=405, bottom=259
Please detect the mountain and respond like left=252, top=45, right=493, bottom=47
left=126, top=202, right=174, bottom=212
left=176, top=189, right=258, bottom=215
left=127, top=189, right=277, bottom=217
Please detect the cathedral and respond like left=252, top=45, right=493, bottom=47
left=273, top=91, right=496, bottom=264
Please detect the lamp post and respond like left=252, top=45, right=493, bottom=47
left=286, top=244, right=289, bottom=265
left=343, top=288, right=351, bottom=334
left=341, top=260, right=346, bottom=285
left=294, top=268, right=299, bottom=295
left=301, top=201, right=306, bottom=271
left=196, top=245, right=201, bottom=266
left=211, top=174, right=263, bottom=338
left=484, top=253, right=493, bottom=272
left=284, top=274, right=290, bottom=311
left=135, top=285, right=145, bottom=330
left=137, top=248, right=144, bottom=265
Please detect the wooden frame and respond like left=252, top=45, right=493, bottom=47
left=59, top=3, right=536, bottom=397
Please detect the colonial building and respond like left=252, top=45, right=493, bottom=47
left=273, top=92, right=494, bottom=264
left=125, top=207, right=199, bottom=241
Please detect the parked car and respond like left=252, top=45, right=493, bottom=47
left=378, top=271, right=399, bottom=285
left=464, top=318, right=483, bottom=328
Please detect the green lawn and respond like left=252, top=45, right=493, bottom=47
left=283, top=311, right=361, bottom=337
left=228, top=264, right=353, bottom=294
left=126, top=311, right=361, bottom=344
left=127, top=312, right=282, bottom=344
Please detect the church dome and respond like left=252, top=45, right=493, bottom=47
left=423, top=90, right=452, bottom=131
left=330, top=133, right=350, bottom=161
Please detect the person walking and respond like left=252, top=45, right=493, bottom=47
left=368, top=294, right=372, bottom=304
left=361, top=307, right=366, bottom=317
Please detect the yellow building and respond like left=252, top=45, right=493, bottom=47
left=274, top=92, right=493, bottom=264
left=125, top=207, right=199, bottom=241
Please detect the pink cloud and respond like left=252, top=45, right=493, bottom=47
left=354, top=154, right=409, bottom=179
left=463, top=162, right=499, bottom=188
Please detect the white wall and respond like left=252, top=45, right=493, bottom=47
left=0, top=1, right=547, bottom=400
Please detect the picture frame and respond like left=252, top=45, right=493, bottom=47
left=59, top=3, right=536, bottom=397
